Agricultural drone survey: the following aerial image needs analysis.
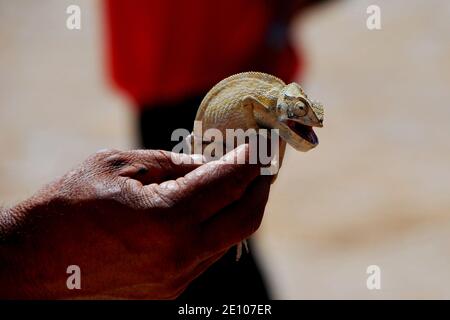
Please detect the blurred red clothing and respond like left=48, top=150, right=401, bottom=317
left=104, top=0, right=302, bottom=107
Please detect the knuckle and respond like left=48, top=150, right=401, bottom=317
left=104, top=153, right=130, bottom=169
left=90, top=148, right=121, bottom=162
left=150, top=185, right=178, bottom=209
left=84, top=149, right=129, bottom=175
left=152, top=150, right=174, bottom=170
left=131, top=149, right=169, bottom=163
left=121, top=181, right=156, bottom=209
left=154, top=149, right=172, bottom=161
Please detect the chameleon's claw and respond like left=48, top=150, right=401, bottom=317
left=235, top=239, right=249, bottom=261
left=236, top=243, right=242, bottom=261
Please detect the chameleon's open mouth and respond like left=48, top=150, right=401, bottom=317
left=286, top=120, right=318, bottom=145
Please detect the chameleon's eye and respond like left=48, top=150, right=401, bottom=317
left=294, top=101, right=308, bottom=116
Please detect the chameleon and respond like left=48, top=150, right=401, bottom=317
left=186, top=71, right=324, bottom=259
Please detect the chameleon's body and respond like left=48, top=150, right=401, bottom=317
left=190, top=71, right=324, bottom=164
left=195, top=72, right=286, bottom=137
left=187, top=71, right=324, bottom=259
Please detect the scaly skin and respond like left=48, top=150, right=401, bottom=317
left=187, top=71, right=325, bottom=260
left=191, top=71, right=324, bottom=165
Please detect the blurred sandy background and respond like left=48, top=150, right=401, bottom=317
left=1, top=0, right=449, bottom=299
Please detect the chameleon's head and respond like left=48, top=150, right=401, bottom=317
left=276, top=82, right=324, bottom=152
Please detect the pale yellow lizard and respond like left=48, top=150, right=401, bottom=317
left=187, top=71, right=324, bottom=259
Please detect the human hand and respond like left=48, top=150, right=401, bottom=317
left=0, top=144, right=271, bottom=299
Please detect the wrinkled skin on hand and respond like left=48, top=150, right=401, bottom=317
left=0, top=145, right=271, bottom=299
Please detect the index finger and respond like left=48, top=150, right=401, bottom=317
left=118, top=149, right=206, bottom=184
